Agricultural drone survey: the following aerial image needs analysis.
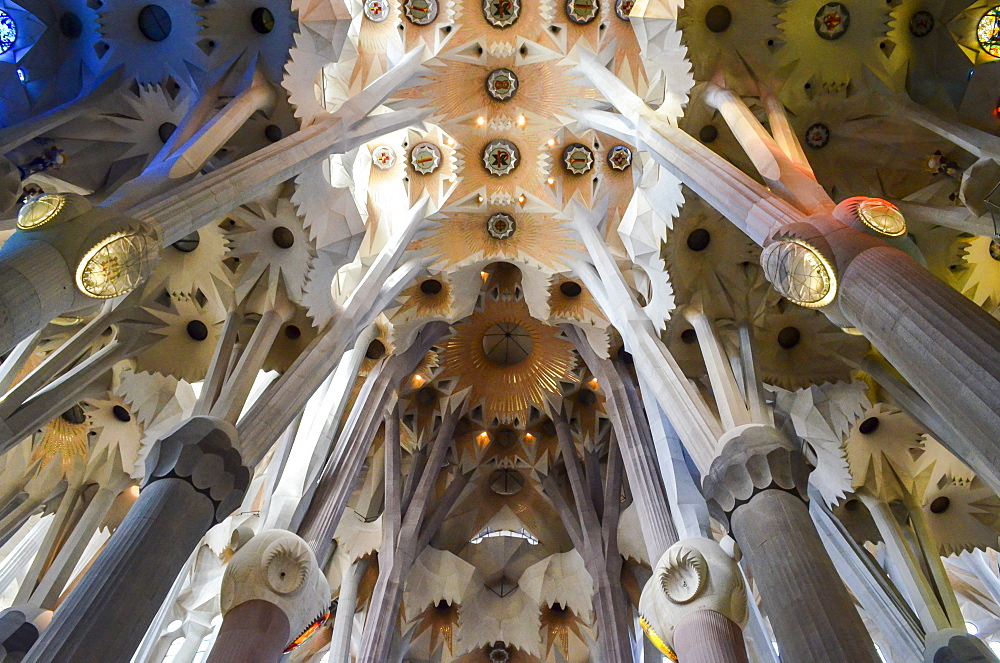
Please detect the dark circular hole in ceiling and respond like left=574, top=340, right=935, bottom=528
left=186, top=320, right=209, bottom=341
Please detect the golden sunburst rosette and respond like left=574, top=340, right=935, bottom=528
left=33, top=409, right=91, bottom=475
left=440, top=299, right=576, bottom=425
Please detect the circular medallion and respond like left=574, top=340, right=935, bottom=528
left=990, top=239, right=1000, bottom=262
left=0, top=10, right=17, bottom=54
left=483, top=322, right=532, bottom=366
left=760, top=239, right=837, bottom=308
left=486, top=68, right=519, bottom=101
left=814, top=3, right=849, bottom=40
left=563, top=143, right=594, bottom=175
left=615, top=0, right=634, bottom=21
left=364, top=0, right=391, bottom=21
left=804, top=123, right=830, bottom=149
left=75, top=232, right=152, bottom=299
left=857, top=199, right=906, bottom=237
left=488, top=647, right=511, bottom=663
left=371, top=145, right=396, bottom=169
left=483, top=140, right=519, bottom=176
left=483, top=0, right=519, bottom=28
left=607, top=145, right=633, bottom=171
left=979, top=7, right=1000, bottom=57
left=17, top=193, right=65, bottom=230
left=404, top=0, right=438, bottom=24
left=410, top=142, right=441, bottom=174
left=565, top=0, right=598, bottom=24
left=487, top=212, right=516, bottom=240
left=909, top=10, right=934, bottom=37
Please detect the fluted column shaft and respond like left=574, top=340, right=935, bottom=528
left=329, top=559, right=367, bottom=663
left=205, top=600, right=290, bottom=663
left=673, top=610, right=749, bottom=663
left=23, top=417, right=248, bottom=663
left=839, top=246, right=1000, bottom=495
left=704, top=426, right=879, bottom=663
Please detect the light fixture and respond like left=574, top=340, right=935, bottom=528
left=760, top=238, right=837, bottom=308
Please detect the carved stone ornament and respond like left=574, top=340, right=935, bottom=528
left=702, top=425, right=812, bottom=530
left=639, top=538, right=749, bottom=655
left=144, top=415, right=251, bottom=524
left=219, top=529, right=331, bottom=653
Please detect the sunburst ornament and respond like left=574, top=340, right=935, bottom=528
left=33, top=407, right=91, bottom=476
left=440, top=299, right=576, bottom=424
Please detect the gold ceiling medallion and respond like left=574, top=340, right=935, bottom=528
left=410, top=142, right=442, bottom=174
left=440, top=298, right=576, bottom=424
left=483, top=140, right=519, bottom=176
left=404, top=0, right=438, bottom=24
left=814, top=2, right=850, bottom=40
left=486, top=68, right=519, bottom=101
left=805, top=123, right=830, bottom=149
left=607, top=145, right=632, bottom=170
left=372, top=145, right=396, bottom=169
left=75, top=231, right=153, bottom=299
left=614, top=0, right=634, bottom=21
left=487, top=212, right=516, bottom=240
left=760, top=238, right=837, bottom=308
left=364, top=0, right=391, bottom=21
left=565, top=0, right=598, bottom=25
left=483, top=0, right=519, bottom=28
left=562, top=144, right=594, bottom=175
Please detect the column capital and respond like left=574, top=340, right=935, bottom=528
left=703, top=425, right=811, bottom=530
left=144, top=416, right=250, bottom=525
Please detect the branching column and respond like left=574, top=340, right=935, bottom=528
left=566, top=325, right=678, bottom=562
left=703, top=425, right=879, bottom=663
left=23, top=416, right=249, bottom=663
left=542, top=407, right=632, bottom=663
left=355, top=400, right=467, bottom=663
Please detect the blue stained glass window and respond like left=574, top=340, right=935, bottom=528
left=0, top=10, right=17, bottom=55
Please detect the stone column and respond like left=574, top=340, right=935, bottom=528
left=639, top=538, right=749, bottom=663
left=328, top=559, right=368, bottom=663
left=172, top=619, right=214, bottom=663
left=703, top=425, right=879, bottom=663
left=674, top=611, right=749, bottom=663
left=22, top=416, right=249, bottom=663
left=207, top=530, right=329, bottom=663
left=206, top=601, right=289, bottom=663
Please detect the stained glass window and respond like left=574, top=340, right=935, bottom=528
left=0, top=10, right=17, bottom=55
left=978, top=6, right=1000, bottom=57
